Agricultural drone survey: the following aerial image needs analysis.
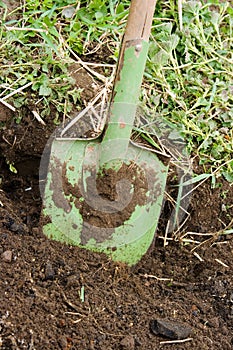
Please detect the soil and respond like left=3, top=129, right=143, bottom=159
left=1, top=1, right=233, bottom=349
left=63, top=162, right=148, bottom=228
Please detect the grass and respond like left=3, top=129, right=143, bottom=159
left=0, top=0, right=232, bottom=182
left=146, top=0, right=233, bottom=183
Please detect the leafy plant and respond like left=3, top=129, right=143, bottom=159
left=0, top=0, right=232, bottom=181
left=145, top=0, right=233, bottom=180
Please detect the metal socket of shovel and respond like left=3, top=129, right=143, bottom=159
left=41, top=0, right=170, bottom=266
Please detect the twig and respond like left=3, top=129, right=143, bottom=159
left=173, top=214, right=191, bottom=238
left=64, top=43, right=110, bottom=83
left=190, top=218, right=233, bottom=252
left=59, top=88, right=109, bottom=138
left=0, top=98, right=16, bottom=111
left=1, top=81, right=33, bottom=101
left=4, top=26, right=47, bottom=33
left=181, top=159, right=233, bottom=201
left=181, top=231, right=214, bottom=239
left=142, top=273, right=172, bottom=282
left=163, top=219, right=170, bottom=247
left=2, top=135, right=16, bottom=147
left=215, top=258, right=229, bottom=268
left=58, top=32, right=112, bottom=82
left=62, top=292, right=82, bottom=312
left=0, top=77, right=23, bottom=97
left=64, top=312, right=85, bottom=323
left=177, top=0, right=183, bottom=31
left=193, top=251, right=204, bottom=262
left=72, top=61, right=115, bottom=68
left=32, top=110, right=46, bottom=125
left=64, top=311, right=86, bottom=317
left=160, top=337, right=193, bottom=345
left=164, top=191, right=190, bottom=217
left=60, top=289, right=89, bottom=316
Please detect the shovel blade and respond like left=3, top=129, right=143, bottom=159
left=41, top=138, right=169, bottom=265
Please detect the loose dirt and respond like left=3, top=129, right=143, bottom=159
left=1, top=2, right=233, bottom=348
left=1, top=84, right=233, bottom=350
left=64, top=162, right=148, bottom=226
left=1, top=167, right=233, bottom=349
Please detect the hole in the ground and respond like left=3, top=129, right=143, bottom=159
left=1, top=156, right=42, bottom=228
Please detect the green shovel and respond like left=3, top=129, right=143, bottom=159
left=41, top=0, right=170, bottom=266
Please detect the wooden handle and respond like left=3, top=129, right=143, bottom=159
left=124, top=0, right=157, bottom=42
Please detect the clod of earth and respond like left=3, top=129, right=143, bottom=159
left=150, top=318, right=192, bottom=340
left=44, top=261, right=55, bottom=281
left=120, top=335, right=135, bottom=349
left=2, top=250, right=13, bottom=263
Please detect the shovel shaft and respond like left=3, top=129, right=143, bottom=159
left=124, top=0, right=157, bottom=41
left=99, top=0, right=157, bottom=169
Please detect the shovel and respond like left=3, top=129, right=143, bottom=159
left=41, top=0, right=170, bottom=266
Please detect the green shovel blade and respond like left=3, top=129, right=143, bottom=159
left=41, top=136, right=168, bottom=266
left=41, top=1, right=169, bottom=266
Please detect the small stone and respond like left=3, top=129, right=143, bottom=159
left=221, top=325, right=228, bottom=335
left=58, top=336, right=68, bottom=350
left=66, top=274, right=80, bottom=288
left=208, top=317, right=220, bottom=328
left=150, top=318, right=192, bottom=340
left=120, top=335, right=135, bottom=349
left=9, top=220, right=28, bottom=235
left=44, top=261, right=55, bottom=280
left=62, top=6, right=76, bottom=18
left=32, top=227, right=39, bottom=235
left=2, top=250, right=13, bottom=262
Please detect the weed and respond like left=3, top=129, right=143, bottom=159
left=145, top=0, right=233, bottom=180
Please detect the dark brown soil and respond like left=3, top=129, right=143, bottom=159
left=1, top=90, right=233, bottom=350
left=1, top=2, right=233, bottom=348
left=64, top=162, right=148, bottom=227
left=1, top=167, right=233, bottom=350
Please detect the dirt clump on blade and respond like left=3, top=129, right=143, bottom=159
left=61, top=161, right=150, bottom=244
left=63, top=162, right=148, bottom=229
